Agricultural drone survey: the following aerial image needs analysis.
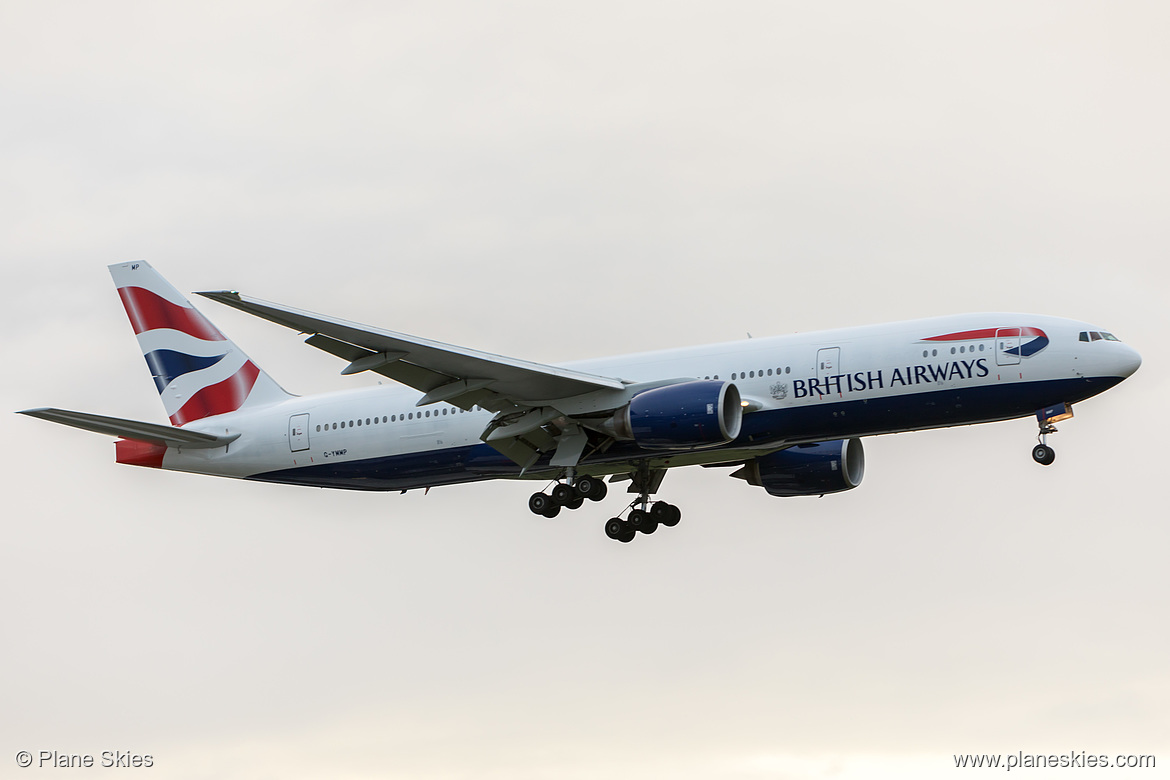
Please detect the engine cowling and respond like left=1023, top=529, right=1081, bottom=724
left=607, top=380, right=742, bottom=450
left=738, top=438, right=865, bottom=497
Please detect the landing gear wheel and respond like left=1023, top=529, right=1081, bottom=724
left=541, top=503, right=561, bottom=518
left=605, top=518, right=633, bottom=542
left=565, top=497, right=584, bottom=511
left=629, top=509, right=658, bottom=534
left=528, top=492, right=552, bottom=515
left=652, top=501, right=681, bottom=527
left=550, top=483, right=575, bottom=505
left=575, top=476, right=607, bottom=501
left=1032, top=444, right=1056, bottom=466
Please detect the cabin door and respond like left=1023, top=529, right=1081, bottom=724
left=289, top=414, right=310, bottom=452
left=995, top=328, right=1021, bottom=366
left=817, top=347, right=840, bottom=381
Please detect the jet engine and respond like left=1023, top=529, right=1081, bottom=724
left=602, top=380, right=742, bottom=450
left=735, top=438, right=865, bottom=497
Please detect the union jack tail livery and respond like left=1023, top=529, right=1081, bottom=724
left=109, top=261, right=293, bottom=425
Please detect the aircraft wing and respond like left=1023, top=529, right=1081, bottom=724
left=17, top=408, right=239, bottom=449
left=197, top=291, right=628, bottom=412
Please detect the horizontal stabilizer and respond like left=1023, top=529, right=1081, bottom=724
left=17, top=408, right=238, bottom=449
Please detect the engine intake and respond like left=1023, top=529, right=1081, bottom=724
left=738, top=438, right=865, bottom=497
left=606, top=380, right=742, bottom=450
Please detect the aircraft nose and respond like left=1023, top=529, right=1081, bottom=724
left=1115, top=344, right=1142, bottom=378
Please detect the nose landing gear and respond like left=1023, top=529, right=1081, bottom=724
left=1031, top=402, right=1073, bottom=466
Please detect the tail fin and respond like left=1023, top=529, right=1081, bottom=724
left=109, top=261, right=294, bottom=425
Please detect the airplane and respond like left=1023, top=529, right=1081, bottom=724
left=19, top=262, right=1142, bottom=543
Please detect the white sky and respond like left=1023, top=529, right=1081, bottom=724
left=2, top=2, right=1167, bottom=778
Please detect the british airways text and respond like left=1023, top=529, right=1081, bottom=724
left=793, top=358, right=990, bottom=399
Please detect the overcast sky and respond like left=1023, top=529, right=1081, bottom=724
left=2, top=2, right=1167, bottom=778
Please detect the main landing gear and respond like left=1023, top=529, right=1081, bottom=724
left=604, top=500, right=681, bottom=544
left=528, top=475, right=608, bottom=518
left=528, top=468, right=682, bottom=543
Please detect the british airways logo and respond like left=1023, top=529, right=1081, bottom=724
left=923, top=327, right=1049, bottom=358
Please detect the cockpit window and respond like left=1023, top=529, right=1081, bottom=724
left=1080, top=330, right=1123, bottom=343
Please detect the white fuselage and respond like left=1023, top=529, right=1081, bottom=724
left=158, top=313, right=1141, bottom=490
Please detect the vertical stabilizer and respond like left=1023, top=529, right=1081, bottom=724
left=109, top=262, right=294, bottom=425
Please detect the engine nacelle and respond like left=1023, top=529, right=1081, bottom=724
left=738, top=438, right=865, bottom=497
left=606, top=380, right=742, bottom=450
